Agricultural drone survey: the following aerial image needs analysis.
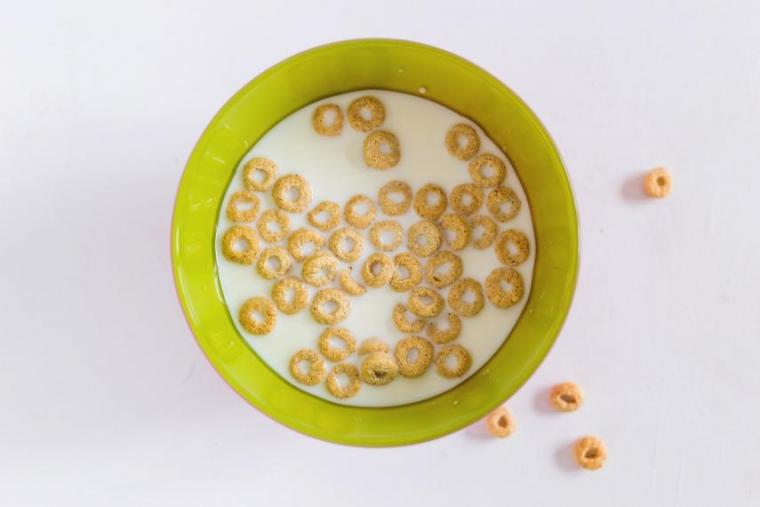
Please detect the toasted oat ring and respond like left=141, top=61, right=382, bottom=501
left=424, top=250, right=463, bottom=289
left=307, top=201, right=341, bottom=231
left=450, top=183, right=483, bottom=216
left=337, top=269, right=366, bottom=296
left=445, top=123, right=481, bottom=161
left=256, top=246, right=292, bottom=280
left=256, top=209, right=290, bottom=243
left=361, top=252, right=393, bottom=288
left=328, top=227, right=364, bottom=262
left=550, top=382, right=584, bottom=412
left=378, top=180, right=413, bottom=216
left=469, top=153, right=507, bottom=187
left=574, top=436, right=607, bottom=470
left=487, top=186, right=521, bottom=222
left=272, top=174, right=312, bottom=213
left=394, top=336, right=434, bottom=378
left=347, top=95, right=385, bottom=132
left=302, top=253, right=338, bottom=287
left=448, top=278, right=484, bottom=317
left=289, top=349, right=326, bottom=386
left=439, top=214, right=470, bottom=251
left=435, top=344, right=472, bottom=378
left=287, top=228, right=325, bottom=262
left=318, top=327, right=356, bottom=362
left=407, top=220, right=442, bottom=257
left=392, top=303, right=426, bottom=333
left=311, top=103, right=344, bottom=136
left=486, top=406, right=516, bottom=438
left=494, top=229, right=530, bottom=266
left=390, top=253, right=422, bottom=292
left=469, top=214, right=497, bottom=249
left=326, top=363, right=361, bottom=399
left=369, top=220, right=403, bottom=251
left=310, top=288, right=350, bottom=325
left=243, top=157, right=277, bottom=192
left=485, top=267, right=524, bottom=309
left=413, top=183, right=448, bottom=220
left=644, top=167, right=672, bottom=198
left=363, top=130, right=401, bottom=169
left=344, top=194, right=376, bottom=229
left=270, top=277, right=309, bottom=315
left=360, top=352, right=399, bottom=386
left=238, top=296, right=276, bottom=335
left=426, top=313, right=462, bottom=344
left=221, top=225, right=259, bottom=264
left=408, top=287, right=444, bottom=318
left=358, top=338, right=390, bottom=356
left=226, top=190, right=260, bottom=222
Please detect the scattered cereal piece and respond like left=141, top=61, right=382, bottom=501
left=469, top=214, right=498, bottom=249
left=358, top=338, right=390, bottom=356
left=289, top=349, right=326, bottom=385
left=256, top=209, right=290, bottom=243
left=256, top=247, right=292, bottom=280
left=378, top=180, right=413, bottom=216
left=363, top=130, right=401, bottom=169
left=287, top=228, right=325, bottom=262
left=390, top=252, right=422, bottom=292
left=326, top=363, right=361, bottom=399
left=485, top=267, right=524, bottom=309
left=311, top=103, right=344, bottom=136
left=369, top=220, right=403, bottom=251
left=392, top=303, right=426, bottom=333
left=439, top=214, right=470, bottom=251
left=318, top=327, right=356, bottom=362
left=337, top=268, right=367, bottom=296
left=270, top=277, right=309, bottom=315
left=574, top=436, right=607, bottom=470
left=243, top=157, right=277, bottom=192
left=302, top=253, right=338, bottom=287
left=328, top=227, right=364, bottom=262
left=238, top=296, right=277, bottom=335
left=395, top=336, right=434, bottom=378
left=310, top=288, right=350, bottom=325
left=450, top=183, right=484, bottom=216
left=426, top=313, right=462, bottom=344
left=550, top=382, right=584, bottom=412
left=447, top=278, right=484, bottom=317
left=435, top=344, right=472, bottom=378
left=643, top=167, right=672, bottom=198
left=413, top=183, right=448, bottom=220
left=360, top=352, right=399, bottom=386
left=344, top=194, right=377, bottom=229
left=445, top=123, right=480, bottom=161
left=424, top=250, right=463, bottom=288
left=486, top=186, right=521, bottom=222
left=226, top=190, right=260, bottom=222
left=408, top=287, right=444, bottom=318
left=469, top=153, right=507, bottom=187
left=272, top=174, right=313, bottom=213
left=494, top=229, right=530, bottom=266
left=221, top=225, right=259, bottom=264
left=307, top=201, right=341, bottom=231
left=485, top=406, right=516, bottom=438
left=407, top=220, right=443, bottom=257
left=361, top=252, right=394, bottom=288
left=347, top=96, right=386, bottom=132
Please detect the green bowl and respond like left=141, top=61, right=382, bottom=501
left=171, top=39, right=578, bottom=447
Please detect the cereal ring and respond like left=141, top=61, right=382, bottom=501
left=318, top=327, right=356, bottom=362
left=445, top=123, right=481, bottom=161
left=369, top=220, right=403, bottom=252
left=226, top=190, right=260, bottom=222
left=256, top=246, right=292, bottom=280
left=392, top=303, right=426, bottom=333
left=447, top=278, right=484, bottom=317
left=256, top=209, right=290, bottom=243
left=243, top=157, right=277, bottom=192
left=644, top=167, right=672, bottom=198
left=574, top=436, right=607, bottom=470
left=426, top=313, right=462, bottom=344
left=468, top=153, right=507, bottom=187
left=408, top=287, right=444, bottom=318
left=394, top=336, right=434, bottom=378
left=272, top=174, right=312, bottom=213
left=485, top=406, right=516, bottom=438
left=361, top=252, right=394, bottom=288
left=435, top=344, right=472, bottom=378
left=270, top=277, right=309, bottom=315
left=378, top=180, right=413, bottom=216
left=326, top=363, right=361, bottom=399
left=306, top=201, right=341, bottom=231
left=310, top=288, right=350, bottom=325
left=494, top=229, right=530, bottom=266
left=439, top=214, right=470, bottom=251
left=450, top=183, right=483, bottom=216
left=390, top=253, right=422, bottom=292
left=424, top=250, right=463, bottom=288
left=485, top=267, right=524, bottom=309
left=363, top=130, right=401, bottom=169
left=287, top=228, right=325, bottom=262
left=302, top=253, right=338, bottom=287
left=289, top=349, right=326, bottom=386
left=550, top=382, right=584, bottom=412
left=221, top=225, right=259, bottom=264
left=487, top=186, right=521, bottom=222
left=337, top=269, right=367, bottom=296
left=311, top=103, right=344, bottom=136
left=469, top=214, right=497, bottom=249
left=360, top=352, right=399, bottom=386
left=413, top=183, right=448, bottom=220
left=328, top=227, right=364, bottom=262
left=407, top=220, right=442, bottom=257
left=344, top=194, right=376, bottom=229
left=238, top=296, right=276, bottom=335
left=358, top=338, right=390, bottom=356
left=347, top=95, right=385, bottom=132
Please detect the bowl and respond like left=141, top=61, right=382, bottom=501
left=171, top=39, right=579, bottom=446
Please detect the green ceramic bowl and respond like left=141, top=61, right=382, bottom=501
left=171, top=39, right=578, bottom=447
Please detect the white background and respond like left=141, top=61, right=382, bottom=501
left=2, top=1, right=759, bottom=505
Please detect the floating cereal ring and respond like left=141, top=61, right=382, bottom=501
left=307, top=201, right=341, bottom=231
left=318, top=327, right=356, bottom=362
left=363, top=130, right=401, bottom=169
left=378, top=180, right=413, bottom=216
left=344, top=194, right=376, bottom=229
left=328, top=227, right=364, bottom=262
left=550, top=382, right=584, bottom=412
left=644, top=167, right=672, bottom=198
left=256, top=247, right=292, bottom=280
left=256, top=209, right=290, bottom=243
left=450, top=183, right=483, bottom=216
left=469, top=153, right=507, bottom=187
left=394, top=336, right=434, bottom=378
left=435, top=344, right=472, bottom=378
left=326, top=363, right=361, bottom=399
left=408, top=287, right=444, bottom=318
left=302, top=253, right=338, bottom=287
left=447, top=278, right=484, bottom=317
left=238, top=296, right=276, bottom=335
left=439, top=214, right=470, bottom=251
left=485, top=267, right=524, bottom=309
left=392, top=303, right=426, bottom=333
left=222, top=225, right=259, bottom=264
left=407, top=220, right=442, bottom=257
left=487, top=186, right=521, bottom=222
left=361, top=252, right=393, bottom=288
left=270, top=276, right=309, bottom=315
left=289, top=349, right=326, bottom=386
left=574, top=436, right=607, bottom=470
left=494, top=229, right=530, bottom=266
left=337, top=269, right=366, bottom=296
left=360, top=352, right=399, bottom=386
left=445, top=123, right=481, bottom=161
left=310, top=288, right=350, bottom=325
left=424, top=250, right=463, bottom=289
left=369, top=220, right=403, bottom=251
left=413, top=183, right=448, bottom=220
left=469, top=214, right=497, bottom=249
left=347, top=95, right=385, bottom=132
left=243, top=157, right=277, bottom=192
left=226, top=190, right=260, bottom=222
left=287, top=228, right=325, bottom=262
left=272, top=174, right=312, bottom=213
left=358, top=338, right=390, bottom=356
left=485, top=406, right=516, bottom=438
left=426, top=313, right=462, bottom=344
left=311, top=103, right=344, bottom=136
left=390, top=253, right=422, bottom=292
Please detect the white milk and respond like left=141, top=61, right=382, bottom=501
left=215, top=90, right=535, bottom=407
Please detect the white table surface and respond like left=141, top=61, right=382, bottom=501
left=2, top=1, right=759, bottom=505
